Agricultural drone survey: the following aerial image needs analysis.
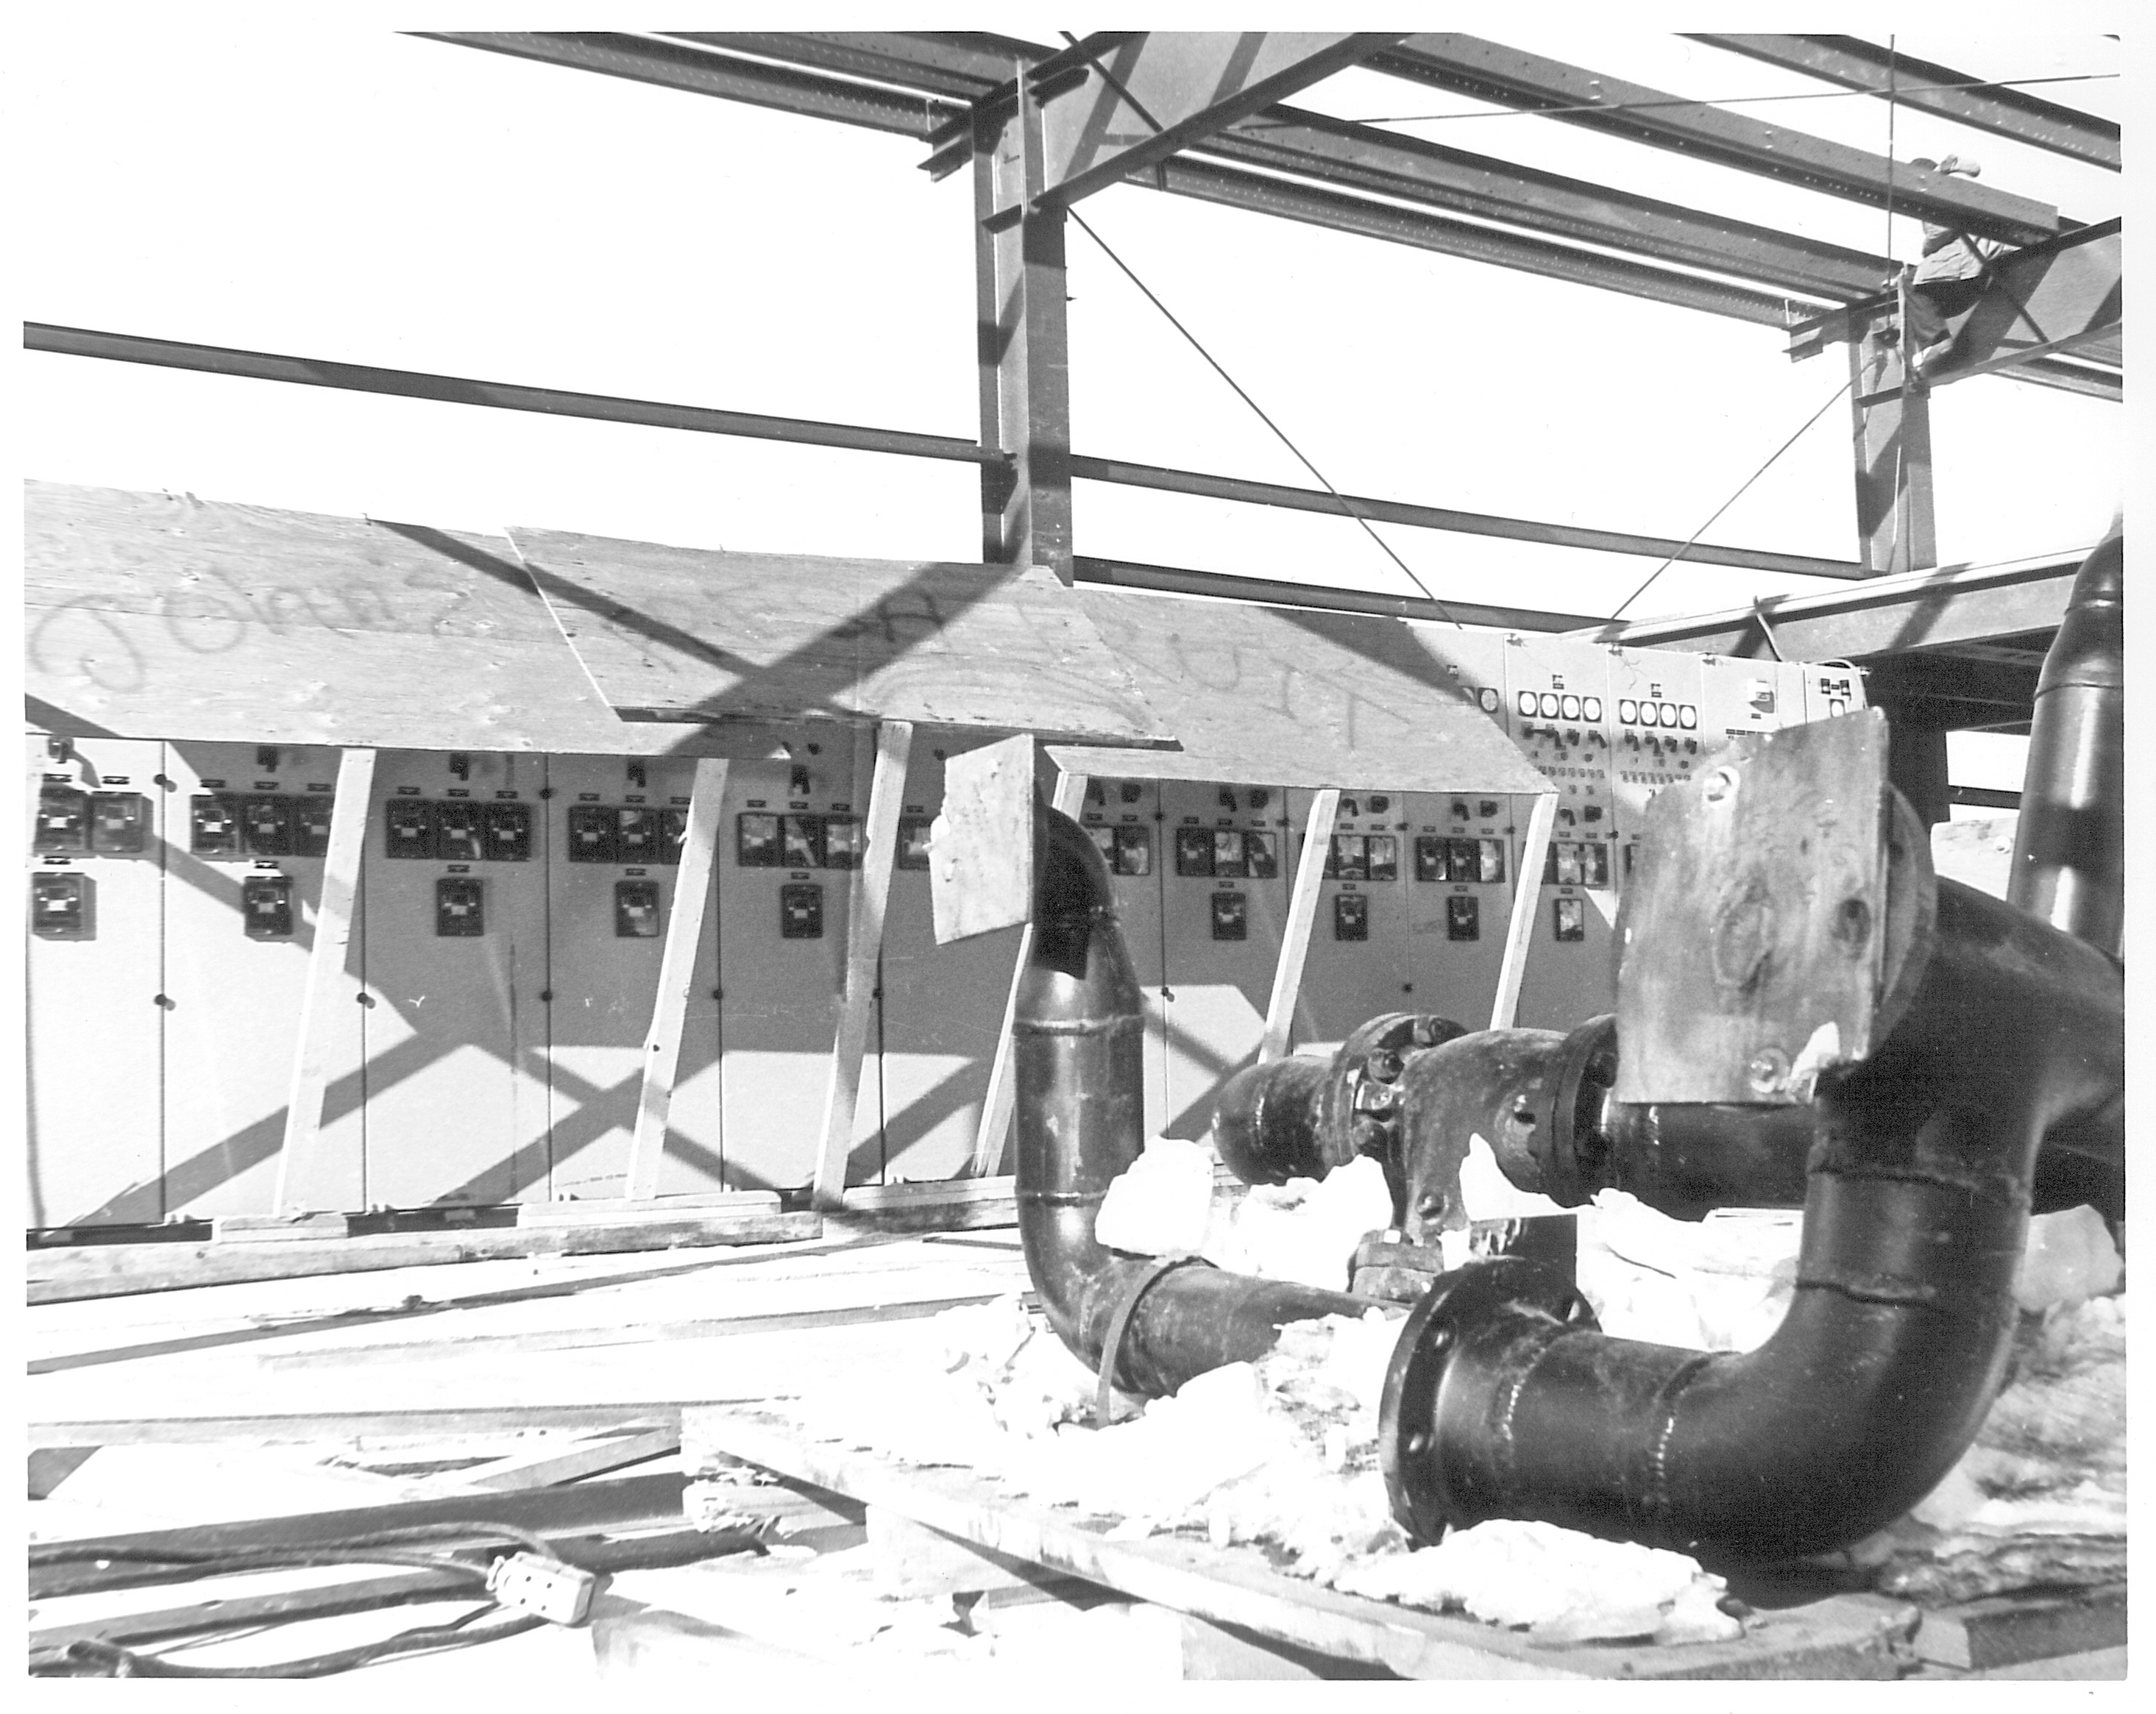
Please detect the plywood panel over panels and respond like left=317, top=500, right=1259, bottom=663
left=508, top=528, right=1175, bottom=746
left=22, top=482, right=785, bottom=759
left=1054, top=591, right=1545, bottom=794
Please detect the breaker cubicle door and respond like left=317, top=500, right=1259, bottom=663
left=542, top=753, right=725, bottom=1201
left=1077, top=778, right=1169, bottom=1138
left=1285, top=786, right=1414, bottom=1049
left=878, top=735, right=1022, bottom=1184
left=358, top=750, right=550, bottom=1208
left=160, top=743, right=364, bottom=1218
left=717, top=749, right=875, bottom=1192
left=1157, top=779, right=1291, bottom=1139
left=1400, top=787, right=1516, bottom=1033
left=25, top=734, right=166, bottom=1227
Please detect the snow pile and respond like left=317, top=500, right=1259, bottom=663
left=1331, top=1518, right=1738, bottom=1644
left=2013, top=1203, right=2121, bottom=1313
left=1093, top=1136, right=1216, bottom=1258
left=1198, top=1156, right=1394, bottom=1290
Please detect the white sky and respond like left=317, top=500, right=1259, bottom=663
left=10, top=7, right=2140, bottom=797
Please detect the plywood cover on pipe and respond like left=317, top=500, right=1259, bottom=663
left=508, top=527, right=1174, bottom=747
left=1049, top=588, right=1545, bottom=794
left=22, top=481, right=790, bottom=757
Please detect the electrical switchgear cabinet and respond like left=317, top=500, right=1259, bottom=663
left=543, top=755, right=725, bottom=1201
left=24, top=736, right=166, bottom=1226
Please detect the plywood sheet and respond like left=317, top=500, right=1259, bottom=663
left=22, top=482, right=790, bottom=757
left=1051, top=590, right=1544, bottom=794
left=509, top=527, right=1172, bottom=745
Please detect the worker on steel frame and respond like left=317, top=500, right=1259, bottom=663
left=1900, top=154, right=1999, bottom=380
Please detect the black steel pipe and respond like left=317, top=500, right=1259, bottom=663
left=1014, top=806, right=1373, bottom=1397
left=1383, top=832, right=2124, bottom=1565
left=2010, top=523, right=2124, bottom=956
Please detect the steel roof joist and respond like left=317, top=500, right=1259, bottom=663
left=1369, top=35, right=2065, bottom=244
left=1689, top=35, right=2121, bottom=171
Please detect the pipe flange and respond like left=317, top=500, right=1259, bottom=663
left=1378, top=1258, right=1597, bottom=1545
left=1323, top=1012, right=1469, bottom=1176
left=1529, top=1014, right=1619, bottom=1207
left=1094, top=1255, right=1212, bottom=1426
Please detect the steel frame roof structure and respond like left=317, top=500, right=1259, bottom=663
left=26, top=31, right=2122, bottom=773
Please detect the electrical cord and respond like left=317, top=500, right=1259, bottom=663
left=39, top=1605, right=549, bottom=1679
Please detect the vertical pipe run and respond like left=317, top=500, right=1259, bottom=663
left=2009, top=524, right=2124, bottom=956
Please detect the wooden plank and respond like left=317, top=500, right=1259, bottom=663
left=30, top=1565, right=461, bottom=1657
left=26, top=1209, right=822, bottom=1304
left=28, top=1446, right=100, bottom=1499
left=30, top=1409, right=695, bottom=1455
left=1614, top=714, right=1890, bottom=1105
left=625, top=755, right=730, bottom=1199
left=931, top=731, right=1038, bottom=946
left=519, top=1190, right=778, bottom=1227
left=1260, top=789, right=1338, bottom=1062
left=813, top=721, right=915, bottom=1210
left=685, top=1406, right=1922, bottom=1679
left=867, top=1508, right=1076, bottom=1598
left=1489, top=791, right=1556, bottom=1030
left=210, top=1213, right=352, bottom=1242
left=1068, top=588, right=1547, bottom=795
left=968, top=769, right=1089, bottom=1176
left=271, top=746, right=374, bottom=1215
left=508, top=527, right=1172, bottom=743
left=1912, top=1584, right=2128, bottom=1673
left=21, top=482, right=780, bottom=755
left=422, top=1425, right=681, bottom=1494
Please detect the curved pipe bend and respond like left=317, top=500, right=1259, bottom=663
left=1386, top=802, right=2124, bottom=1565
left=1014, top=804, right=1373, bottom=1398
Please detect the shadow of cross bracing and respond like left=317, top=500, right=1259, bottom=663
left=379, top=522, right=1013, bottom=759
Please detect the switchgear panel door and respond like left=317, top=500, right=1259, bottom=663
left=718, top=751, right=876, bottom=1192
left=162, top=743, right=364, bottom=1217
left=542, top=755, right=724, bottom=1201
left=877, top=736, right=1023, bottom=1182
left=1077, top=777, right=1169, bottom=1138
left=359, top=750, right=549, bottom=1206
left=1401, top=789, right=1517, bottom=1033
left=1284, top=786, right=1414, bottom=1049
left=24, top=735, right=166, bottom=1226
left=1157, top=780, right=1291, bottom=1139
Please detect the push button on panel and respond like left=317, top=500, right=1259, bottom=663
left=384, top=799, right=436, bottom=859
left=1333, top=893, right=1369, bottom=942
left=737, top=812, right=781, bottom=867
left=244, top=797, right=294, bottom=857
left=481, top=802, right=532, bottom=862
left=1210, top=892, right=1248, bottom=942
left=567, top=804, right=617, bottom=864
left=434, top=801, right=484, bottom=863
left=90, top=792, right=149, bottom=854
left=821, top=815, right=865, bottom=870
left=193, top=794, right=245, bottom=856
left=294, top=797, right=334, bottom=858
left=1446, top=895, right=1480, bottom=941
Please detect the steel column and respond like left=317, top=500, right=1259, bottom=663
left=975, top=72, right=1074, bottom=577
left=1848, top=324, right=1935, bottom=575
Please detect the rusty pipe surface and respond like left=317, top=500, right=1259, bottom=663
left=2009, top=523, right=2124, bottom=956
left=1381, top=805, right=2124, bottom=1565
left=1015, top=805, right=1372, bottom=1398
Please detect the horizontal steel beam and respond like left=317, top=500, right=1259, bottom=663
left=1069, top=448, right=1864, bottom=576
left=1160, top=157, right=1816, bottom=327
left=672, top=30, right=1040, bottom=95
left=1074, top=556, right=1597, bottom=633
left=1021, top=32, right=1409, bottom=210
left=1579, top=547, right=2089, bottom=659
left=417, top=31, right=960, bottom=137
left=628, top=32, right=1890, bottom=305
left=1201, top=105, right=1889, bottom=300
left=420, top=30, right=1895, bottom=316
left=1689, top=35, right=2121, bottom=171
left=1370, top=36, right=2065, bottom=244
left=24, top=324, right=998, bottom=463
left=1950, top=784, right=2022, bottom=810
left=30, top=323, right=1852, bottom=580
left=1862, top=648, right=2040, bottom=711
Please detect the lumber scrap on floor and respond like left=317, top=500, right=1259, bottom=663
left=681, top=1406, right=1920, bottom=1680
left=28, top=1209, right=823, bottom=1304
